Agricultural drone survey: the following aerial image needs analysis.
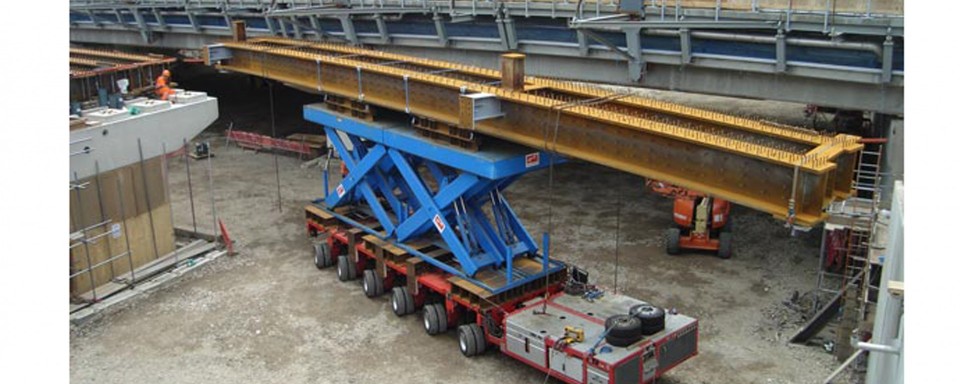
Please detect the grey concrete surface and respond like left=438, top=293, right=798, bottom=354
left=70, top=74, right=851, bottom=383
left=70, top=140, right=843, bottom=383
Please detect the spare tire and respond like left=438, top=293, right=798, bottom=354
left=630, top=304, right=666, bottom=335
left=604, top=314, right=644, bottom=347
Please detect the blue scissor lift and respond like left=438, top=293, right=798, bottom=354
left=304, top=104, right=565, bottom=295
left=302, top=104, right=700, bottom=383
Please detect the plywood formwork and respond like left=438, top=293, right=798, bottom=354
left=69, top=157, right=175, bottom=297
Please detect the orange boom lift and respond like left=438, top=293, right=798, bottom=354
left=647, top=180, right=732, bottom=259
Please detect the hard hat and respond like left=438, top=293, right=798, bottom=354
left=162, top=69, right=171, bottom=77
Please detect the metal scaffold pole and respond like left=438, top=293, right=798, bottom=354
left=207, top=142, right=219, bottom=245
left=183, top=138, right=198, bottom=234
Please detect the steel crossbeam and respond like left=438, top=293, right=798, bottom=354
left=211, top=37, right=863, bottom=227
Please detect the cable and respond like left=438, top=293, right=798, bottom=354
left=535, top=88, right=637, bottom=308
left=614, top=171, right=622, bottom=295
left=269, top=78, right=282, bottom=213
left=541, top=366, right=554, bottom=384
left=259, top=43, right=283, bottom=213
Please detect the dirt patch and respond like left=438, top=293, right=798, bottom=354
left=70, top=73, right=847, bottom=383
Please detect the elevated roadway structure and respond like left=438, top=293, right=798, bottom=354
left=69, top=0, right=903, bottom=115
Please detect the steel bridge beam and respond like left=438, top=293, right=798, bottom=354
left=206, top=37, right=861, bottom=226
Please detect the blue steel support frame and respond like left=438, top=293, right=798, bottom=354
left=305, top=105, right=564, bottom=293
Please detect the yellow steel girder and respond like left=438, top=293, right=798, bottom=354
left=205, top=37, right=862, bottom=227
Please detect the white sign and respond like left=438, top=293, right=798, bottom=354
left=432, top=214, right=446, bottom=233
left=525, top=152, right=540, bottom=168
left=110, top=223, right=122, bottom=239
left=336, top=184, right=346, bottom=198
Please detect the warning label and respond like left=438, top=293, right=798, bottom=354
left=433, top=214, right=446, bottom=233
left=336, top=184, right=346, bottom=198
left=525, top=152, right=540, bottom=168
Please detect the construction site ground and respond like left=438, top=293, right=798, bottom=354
left=70, top=70, right=849, bottom=383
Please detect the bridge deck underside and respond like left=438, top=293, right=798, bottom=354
left=68, top=0, right=904, bottom=114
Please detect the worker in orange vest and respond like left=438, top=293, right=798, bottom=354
left=155, top=69, right=177, bottom=101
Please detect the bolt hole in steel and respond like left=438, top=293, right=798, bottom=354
left=102, top=129, right=108, bottom=136
left=559, top=316, right=566, bottom=320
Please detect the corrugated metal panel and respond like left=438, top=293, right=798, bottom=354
left=658, top=326, right=697, bottom=371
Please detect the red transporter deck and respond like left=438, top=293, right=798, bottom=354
left=305, top=204, right=698, bottom=384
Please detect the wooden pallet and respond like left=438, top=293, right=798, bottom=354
left=449, top=258, right=566, bottom=309
left=285, top=133, right=326, bottom=155
left=305, top=204, right=339, bottom=231
left=325, top=95, right=376, bottom=121
left=412, top=116, right=480, bottom=151
left=311, top=203, right=564, bottom=308
left=360, top=232, right=563, bottom=308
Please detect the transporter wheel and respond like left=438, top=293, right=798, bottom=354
left=457, top=323, right=487, bottom=357
left=362, top=270, right=384, bottom=297
left=391, top=286, right=415, bottom=317
left=604, top=314, right=644, bottom=347
left=314, top=242, right=332, bottom=269
left=423, top=303, right=448, bottom=336
left=717, top=232, right=733, bottom=259
left=630, top=304, right=666, bottom=335
left=666, top=228, right=681, bottom=255
left=336, top=255, right=357, bottom=281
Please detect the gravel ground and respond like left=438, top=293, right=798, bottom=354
left=70, top=72, right=851, bottom=383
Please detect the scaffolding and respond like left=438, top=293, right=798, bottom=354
left=812, top=142, right=887, bottom=366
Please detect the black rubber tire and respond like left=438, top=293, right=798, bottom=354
left=314, top=242, right=332, bottom=269
left=362, top=270, right=384, bottom=297
left=717, top=232, right=733, bottom=259
left=604, top=314, right=644, bottom=346
left=721, top=219, right=733, bottom=234
left=423, top=303, right=448, bottom=335
left=630, top=304, right=667, bottom=335
left=605, top=332, right=643, bottom=348
left=666, top=228, right=681, bottom=255
left=337, top=255, right=357, bottom=281
left=458, top=323, right=486, bottom=357
left=313, top=243, right=322, bottom=268
left=391, top=286, right=415, bottom=316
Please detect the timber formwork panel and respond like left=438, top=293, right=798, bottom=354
left=211, top=37, right=862, bottom=226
